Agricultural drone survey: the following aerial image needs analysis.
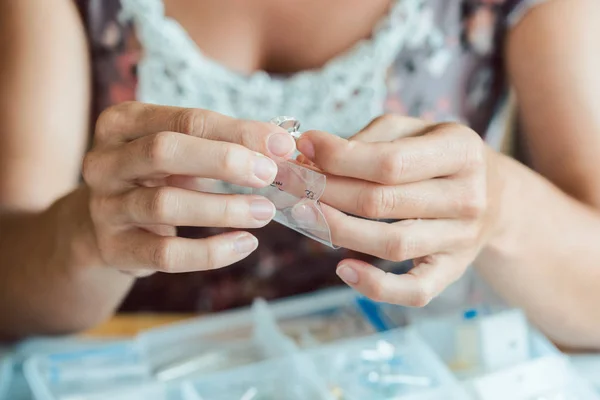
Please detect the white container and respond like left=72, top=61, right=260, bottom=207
left=410, top=308, right=555, bottom=377
left=305, top=328, right=470, bottom=400
left=410, top=308, right=600, bottom=399
left=464, top=354, right=600, bottom=400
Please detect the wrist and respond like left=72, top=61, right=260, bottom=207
left=481, top=150, right=527, bottom=260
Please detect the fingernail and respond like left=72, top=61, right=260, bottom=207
left=291, top=203, right=318, bottom=224
left=267, top=132, right=295, bottom=157
left=250, top=199, right=275, bottom=220
left=297, top=138, right=315, bottom=161
left=337, top=265, right=359, bottom=284
left=253, top=154, right=277, bottom=182
left=234, top=234, right=258, bottom=254
left=296, top=154, right=316, bottom=167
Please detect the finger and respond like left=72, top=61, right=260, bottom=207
left=350, top=115, right=431, bottom=143
left=95, top=102, right=296, bottom=158
left=106, top=229, right=259, bottom=273
left=321, top=176, right=483, bottom=220
left=335, top=254, right=465, bottom=307
left=84, top=132, right=279, bottom=192
left=297, top=125, right=480, bottom=185
left=322, top=205, right=467, bottom=261
left=106, top=187, right=275, bottom=228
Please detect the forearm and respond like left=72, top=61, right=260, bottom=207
left=0, top=186, right=134, bottom=340
left=476, top=151, right=600, bottom=350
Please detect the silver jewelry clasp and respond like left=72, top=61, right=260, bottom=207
left=270, top=116, right=302, bottom=139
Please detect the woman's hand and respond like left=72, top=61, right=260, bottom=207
left=83, top=102, right=296, bottom=275
left=296, top=115, right=503, bottom=307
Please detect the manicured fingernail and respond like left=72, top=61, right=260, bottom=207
left=337, top=265, right=359, bottom=284
left=250, top=199, right=275, bottom=220
left=267, top=132, right=295, bottom=157
left=297, top=138, right=315, bottom=161
left=253, top=154, right=277, bottom=182
left=234, top=234, right=258, bottom=254
left=291, top=203, right=318, bottom=224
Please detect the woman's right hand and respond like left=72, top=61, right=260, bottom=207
left=82, top=102, right=296, bottom=275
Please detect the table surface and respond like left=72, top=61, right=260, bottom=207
left=81, top=313, right=197, bottom=337
left=84, top=313, right=589, bottom=354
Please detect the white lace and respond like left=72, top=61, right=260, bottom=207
left=120, top=0, right=423, bottom=137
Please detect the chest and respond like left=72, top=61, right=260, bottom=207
left=93, top=0, right=509, bottom=140
left=163, top=0, right=391, bottom=75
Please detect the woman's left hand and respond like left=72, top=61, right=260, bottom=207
left=296, top=115, right=504, bottom=307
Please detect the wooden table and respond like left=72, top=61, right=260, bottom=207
left=81, top=313, right=197, bottom=337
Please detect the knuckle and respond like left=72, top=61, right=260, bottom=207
left=95, top=102, right=133, bottom=142
left=462, top=225, right=481, bottom=247
left=88, top=195, right=113, bottom=223
left=171, top=108, right=207, bottom=136
left=82, top=152, right=101, bottom=186
left=96, top=235, right=117, bottom=265
left=379, top=153, right=404, bottom=183
left=322, top=145, right=346, bottom=171
left=147, top=187, right=177, bottom=222
left=145, top=131, right=179, bottom=171
left=219, top=197, right=234, bottom=224
left=384, top=231, right=415, bottom=262
left=458, top=135, right=485, bottom=172
left=151, top=237, right=178, bottom=272
left=459, top=184, right=487, bottom=218
left=235, top=120, right=262, bottom=150
left=367, top=114, right=396, bottom=130
left=218, top=144, right=244, bottom=174
left=435, top=121, right=461, bottom=133
left=464, top=143, right=485, bottom=170
left=375, top=114, right=396, bottom=124
left=359, top=186, right=395, bottom=219
left=96, top=229, right=130, bottom=268
left=202, top=245, right=221, bottom=271
left=434, top=122, right=485, bottom=171
left=368, top=282, right=386, bottom=303
left=94, top=109, right=115, bottom=143
left=409, top=280, right=433, bottom=307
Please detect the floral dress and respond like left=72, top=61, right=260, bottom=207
left=75, top=0, right=545, bottom=313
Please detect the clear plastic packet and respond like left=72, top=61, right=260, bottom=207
left=251, top=117, right=337, bottom=248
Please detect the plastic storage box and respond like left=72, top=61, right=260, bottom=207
left=265, top=288, right=379, bottom=348
left=409, top=308, right=600, bottom=399
left=304, top=328, right=469, bottom=400
left=24, top=339, right=149, bottom=400
left=136, top=298, right=296, bottom=383
left=182, top=356, right=329, bottom=400
left=0, top=351, right=13, bottom=400
left=20, top=289, right=599, bottom=400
